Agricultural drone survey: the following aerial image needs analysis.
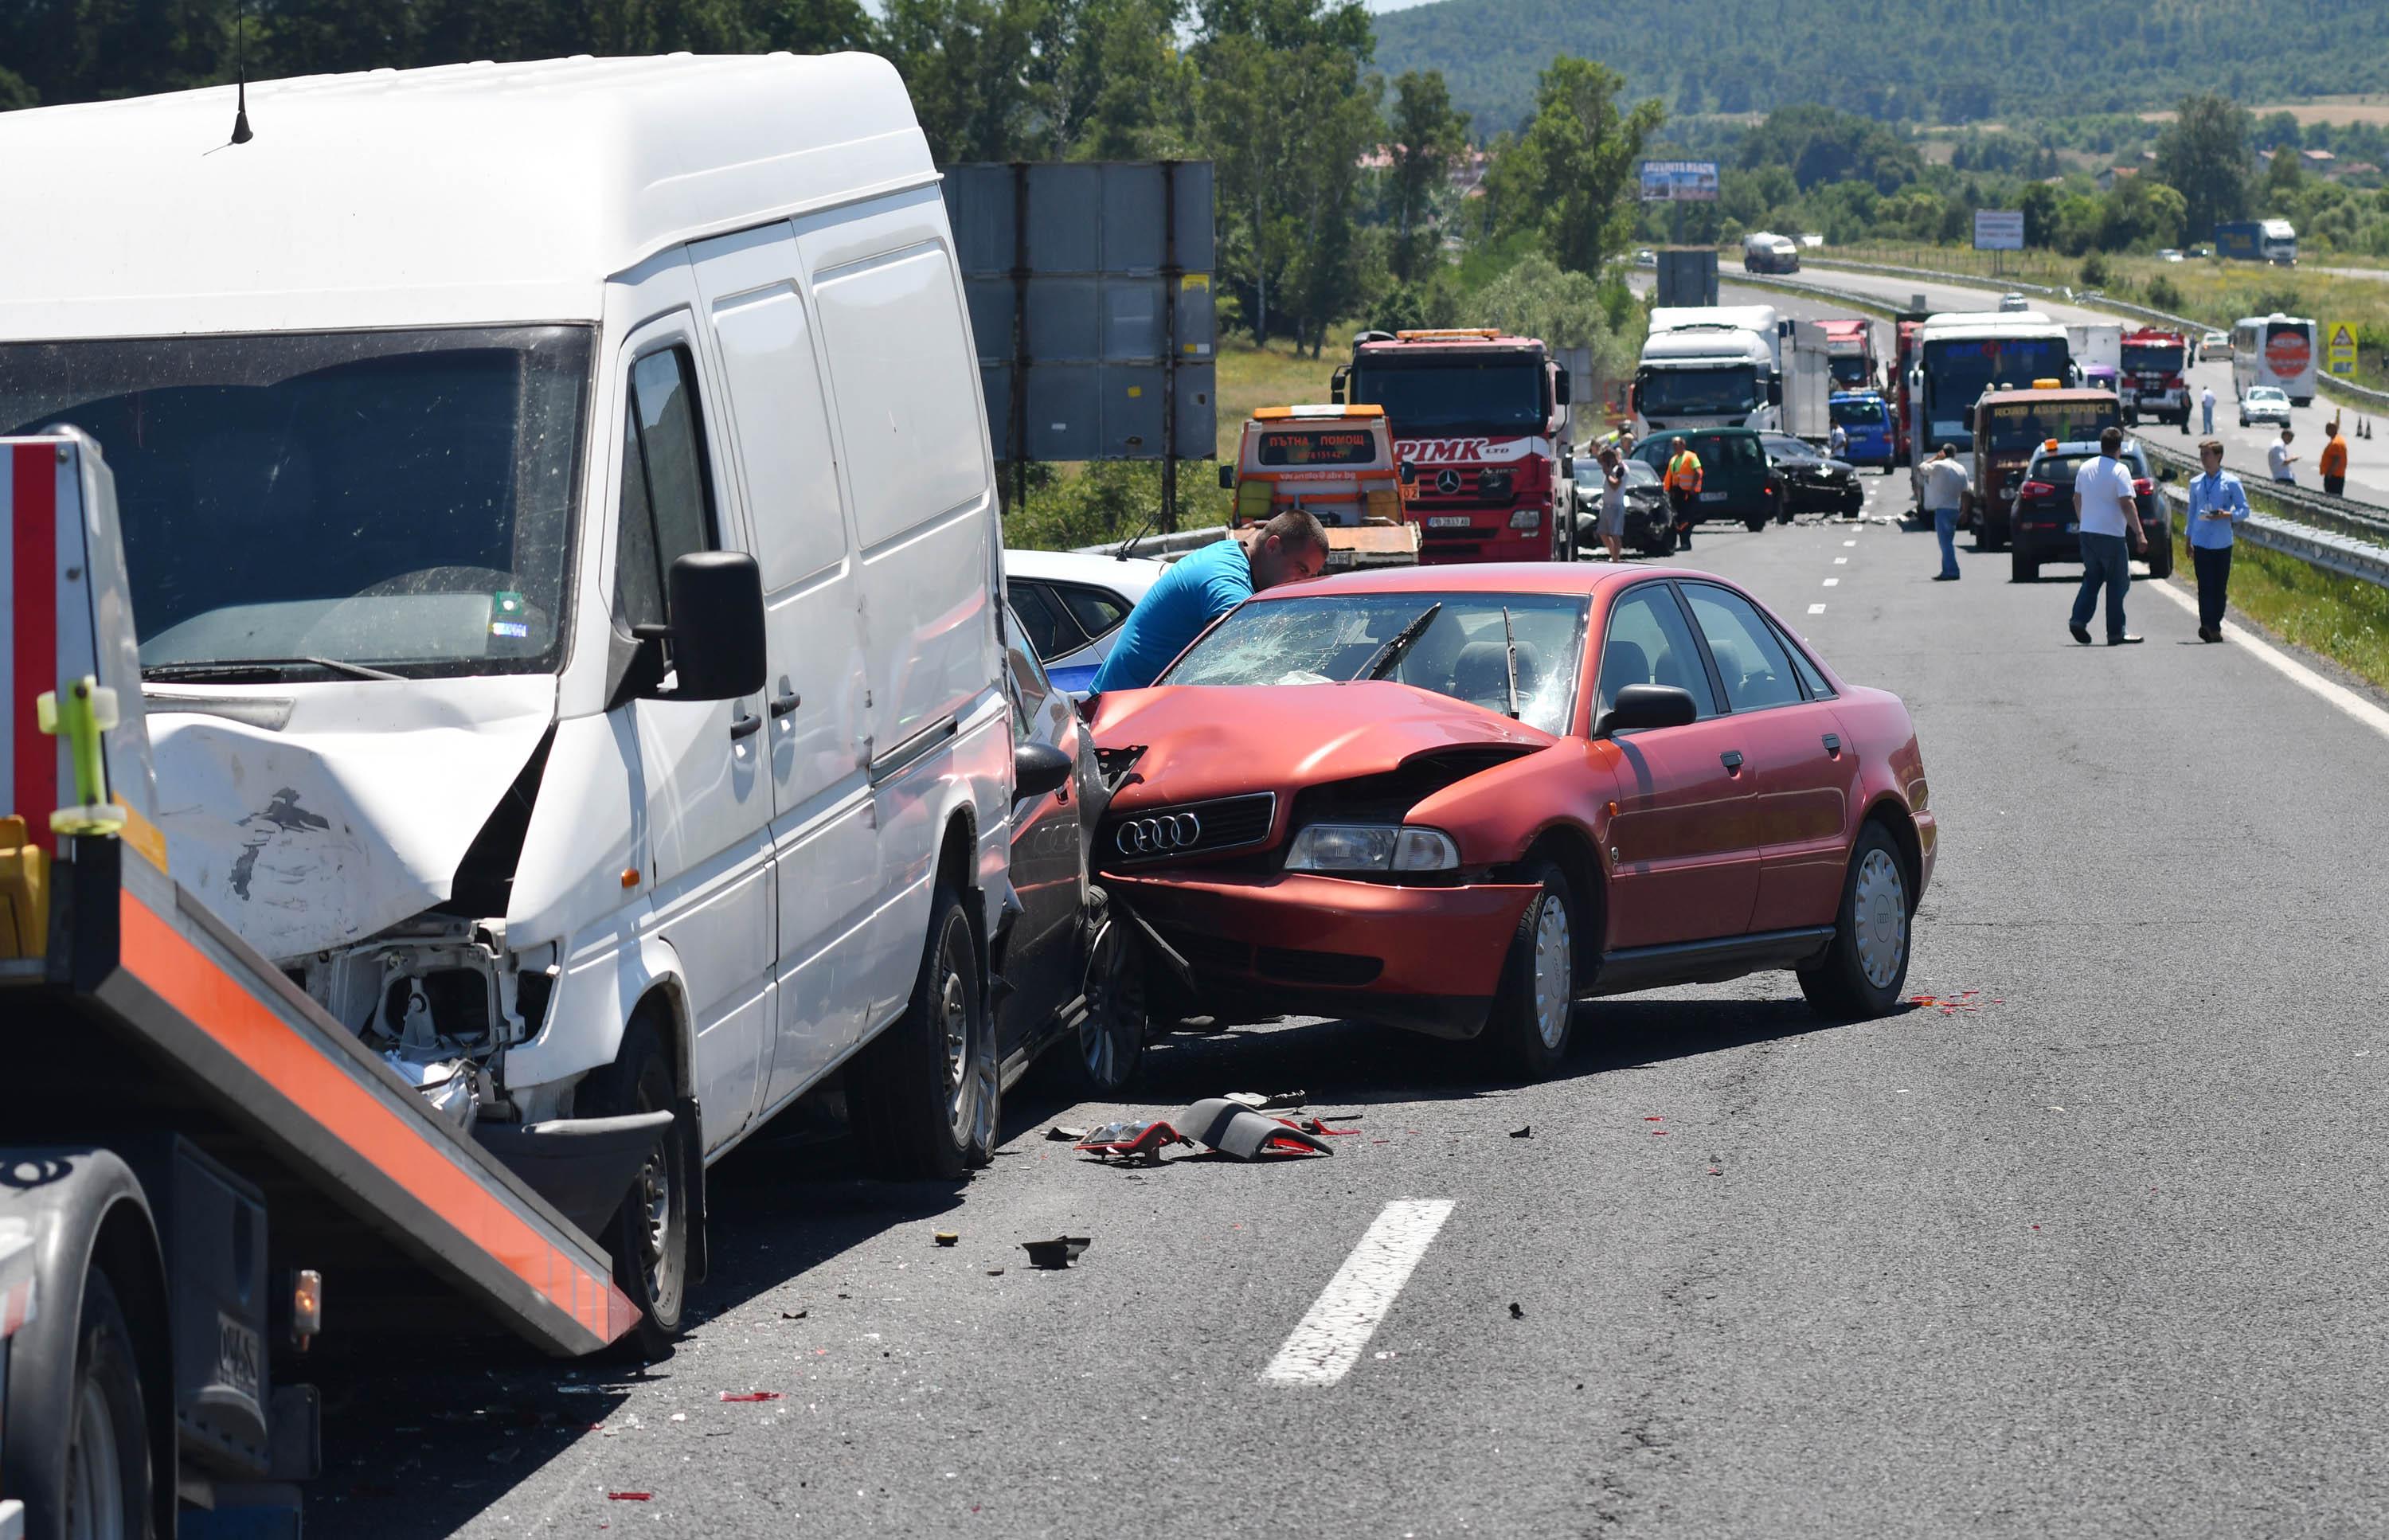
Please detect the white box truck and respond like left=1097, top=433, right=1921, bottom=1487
left=1636, top=306, right=1831, bottom=438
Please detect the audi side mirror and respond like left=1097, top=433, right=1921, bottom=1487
left=1596, top=683, right=1699, bottom=738
left=1013, top=739, right=1073, bottom=803
left=1217, top=464, right=1235, bottom=491
left=635, top=551, right=766, bottom=703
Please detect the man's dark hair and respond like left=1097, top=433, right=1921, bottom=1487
left=2199, top=438, right=2225, bottom=455
left=1258, top=507, right=1331, bottom=556
left=2099, top=426, right=2123, bottom=452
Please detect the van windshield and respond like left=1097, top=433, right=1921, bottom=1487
left=0, top=326, right=591, bottom=678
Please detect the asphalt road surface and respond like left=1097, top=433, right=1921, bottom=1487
left=1761, top=264, right=2389, bottom=509
left=315, top=478, right=2389, bottom=1537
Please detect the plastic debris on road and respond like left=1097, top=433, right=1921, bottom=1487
left=1185, top=1099, right=1335, bottom=1159
left=1046, top=1126, right=1088, bottom=1142
left=933, top=1230, right=959, bottom=1247
left=1509, top=1125, right=1532, bottom=1139
left=1508, top=1302, right=1524, bottom=1319
left=607, top=1492, right=652, bottom=1502
left=1074, top=1118, right=1192, bottom=1163
left=719, top=1392, right=783, bottom=1402
left=1020, top=1236, right=1092, bottom=1269
left=1909, top=989, right=1995, bottom=1015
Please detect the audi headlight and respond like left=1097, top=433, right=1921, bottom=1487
left=1284, top=824, right=1460, bottom=873
left=1507, top=507, right=1542, bottom=530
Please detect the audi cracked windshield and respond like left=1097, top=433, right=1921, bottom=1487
left=0, top=325, right=592, bottom=680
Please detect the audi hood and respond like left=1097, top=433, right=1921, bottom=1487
left=1091, top=681, right=1554, bottom=812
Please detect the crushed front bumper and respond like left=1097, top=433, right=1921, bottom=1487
left=1105, top=868, right=1542, bottom=1039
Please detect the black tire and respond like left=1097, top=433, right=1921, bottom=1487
left=61, top=1268, right=154, bottom=1540
left=850, top=883, right=995, bottom=1181
left=1797, top=821, right=1914, bottom=1022
left=2011, top=550, right=2037, bottom=583
left=585, top=1016, right=688, bottom=1357
left=1069, top=890, right=1148, bottom=1096
left=1481, top=860, right=1578, bottom=1081
left=1744, top=515, right=1767, bottom=533
left=2145, top=538, right=2174, bottom=580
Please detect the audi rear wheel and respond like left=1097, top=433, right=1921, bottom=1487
left=1799, top=822, right=1912, bottom=1022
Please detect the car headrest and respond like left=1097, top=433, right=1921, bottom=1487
left=1453, top=639, right=1542, bottom=708
left=1599, top=639, right=1652, bottom=703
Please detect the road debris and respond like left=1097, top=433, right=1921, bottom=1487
left=607, top=1492, right=652, bottom=1503
left=1507, top=1302, right=1524, bottom=1319
left=1185, top=1099, right=1335, bottom=1159
left=719, top=1392, right=783, bottom=1403
left=1020, top=1237, right=1092, bottom=1269
left=1075, top=1118, right=1192, bottom=1163
left=1046, top=1125, right=1089, bottom=1142
left=780, top=1309, right=808, bottom=1320
left=1508, top=1125, right=1532, bottom=1139
left=933, top=1231, right=959, bottom=1247
left=1909, top=990, right=1993, bottom=1015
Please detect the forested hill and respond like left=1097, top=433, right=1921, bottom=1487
left=1373, top=0, right=2389, bottom=139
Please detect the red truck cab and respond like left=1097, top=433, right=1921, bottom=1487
left=1333, top=328, right=1572, bottom=563
left=1891, top=313, right=1929, bottom=467
left=2120, top=327, right=2192, bottom=427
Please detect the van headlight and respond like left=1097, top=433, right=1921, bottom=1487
left=1284, top=824, right=1460, bottom=873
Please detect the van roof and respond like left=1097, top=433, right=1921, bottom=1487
left=0, top=53, right=933, bottom=340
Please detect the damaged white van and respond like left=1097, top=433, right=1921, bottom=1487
left=0, top=54, right=1022, bottom=1345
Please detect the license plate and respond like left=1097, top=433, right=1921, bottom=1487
left=1426, top=515, right=1473, bottom=529
left=1699, top=491, right=1726, bottom=502
left=2065, top=521, right=2080, bottom=534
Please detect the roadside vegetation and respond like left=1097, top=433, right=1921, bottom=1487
left=2169, top=522, right=2389, bottom=691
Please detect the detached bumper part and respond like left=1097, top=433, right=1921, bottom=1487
left=474, top=1111, right=674, bottom=1240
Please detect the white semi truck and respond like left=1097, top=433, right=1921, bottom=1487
left=1634, top=304, right=1832, bottom=439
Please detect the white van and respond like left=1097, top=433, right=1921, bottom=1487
left=0, top=55, right=1023, bottom=1344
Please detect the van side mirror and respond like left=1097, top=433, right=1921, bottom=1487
left=1398, top=460, right=1417, bottom=486
left=639, top=551, right=766, bottom=702
left=1554, top=373, right=1572, bottom=405
left=1013, top=740, right=1073, bottom=803
left=1329, top=364, right=1350, bottom=405
left=1217, top=463, right=1235, bottom=491
left=1596, top=683, right=1699, bottom=738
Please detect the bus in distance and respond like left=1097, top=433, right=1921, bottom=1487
left=2231, top=313, right=2319, bottom=407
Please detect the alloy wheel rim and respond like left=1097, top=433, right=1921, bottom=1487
left=1851, top=848, right=1908, bottom=988
left=1531, top=895, right=1572, bottom=1049
left=635, top=1120, right=673, bottom=1303
left=66, top=1374, right=125, bottom=1540
left=937, top=916, right=974, bottom=1143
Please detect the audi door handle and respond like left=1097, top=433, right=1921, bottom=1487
left=769, top=690, right=802, bottom=717
left=729, top=710, right=763, bottom=741
left=1720, top=750, right=1745, bottom=772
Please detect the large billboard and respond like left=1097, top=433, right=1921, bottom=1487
left=1638, top=159, right=1719, bottom=202
left=1973, top=209, right=2025, bottom=252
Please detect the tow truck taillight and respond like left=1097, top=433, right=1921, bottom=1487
left=2019, top=479, right=2055, bottom=498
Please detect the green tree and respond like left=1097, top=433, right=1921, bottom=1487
left=1029, top=0, right=1193, bottom=159
left=1490, top=55, right=1662, bottom=277
left=1470, top=252, right=1634, bottom=379
left=1383, top=69, right=1468, bottom=283
left=2152, top=92, right=2251, bottom=242
left=2262, top=142, right=2305, bottom=209
left=881, top=0, right=1043, bottom=161
left=2098, top=174, right=2186, bottom=250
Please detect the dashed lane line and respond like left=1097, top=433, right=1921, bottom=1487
left=1261, top=1198, right=1455, bottom=1387
left=1808, top=604, right=1828, bottom=614
left=2144, top=580, right=2389, bottom=743
left=1822, top=577, right=1840, bottom=587
left=1834, top=557, right=1848, bottom=564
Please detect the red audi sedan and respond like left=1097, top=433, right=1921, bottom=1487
left=1089, top=563, right=1935, bottom=1077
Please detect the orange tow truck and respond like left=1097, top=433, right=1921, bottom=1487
left=1218, top=405, right=1421, bottom=571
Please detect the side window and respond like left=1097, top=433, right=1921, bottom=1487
left=1002, top=606, right=1053, bottom=735
left=1058, top=585, right=1131, bottom=641
left=1007, top=582, right=1085, bottom=661
left=1598, top=584, right=1718, bottom=721
left=615, top=346, right=718, bottom=630
left=1682, top=584, right=1802, bottom=713
left=1777, top=625, right=1835, bottom=698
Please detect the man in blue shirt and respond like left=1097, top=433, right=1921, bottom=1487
left=2186, top=437, right=2251, bottom=643
left=1090, top=510, right=1330, bottom=693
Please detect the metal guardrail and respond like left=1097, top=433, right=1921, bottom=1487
left=1801, top=256, right=2389, bottom=412
left=2160, top=482, right=2389, bottom=587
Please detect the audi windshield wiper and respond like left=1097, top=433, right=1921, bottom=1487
left=1355, top=602, right=1443, bottom=682
left=143, top=655, right=405, bottom=683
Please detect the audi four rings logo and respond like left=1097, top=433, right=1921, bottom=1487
left=1435, top=468, right=1464, bottom=495
left=1116, top=812, right=1202, bottom=854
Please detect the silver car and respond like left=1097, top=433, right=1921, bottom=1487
left=1997, top=291, right=2031, bottom=313
left=2239, top=385, right=2292, bottom=428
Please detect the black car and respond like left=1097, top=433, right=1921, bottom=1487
left=1572, top=456, right=1676, bottom=557
left=1760, top=432, right=1864, bottom=517
left=2007, top=441, right=2176, bottom=584
left=997, top=607, right=1149, bottom=1092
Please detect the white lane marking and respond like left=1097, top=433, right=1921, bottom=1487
left=1844, top=539, right=1858, bottom=547
left=1822, top=577, right=1840, bottom=587
left=1834, top=557, right=1848, bottom=564
left=1262, top=1198, right=1454, bottom=1386
left=1808, top=604, right=1828, bottom=614
left=2145, top=580, right=2389, bottom=741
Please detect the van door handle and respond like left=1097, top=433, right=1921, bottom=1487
left=729, top=710, right=763, bottom=741
left=1720, top=750, right=1745, bottom=772
left=769, top=691, right=802, bottom=718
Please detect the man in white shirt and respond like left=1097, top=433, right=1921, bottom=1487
left=1828, top=420, right=1849, bottom=459
left=1918, top=445, right=1970, bottom=580
left=2068, top=426, right=2149, bottom=646
left=2199, top=385, right=2216, bottom=436
left=2267, top=427, right=2298, bottom=484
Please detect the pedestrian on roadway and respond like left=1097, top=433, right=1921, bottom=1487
left=2069, top=425, right=2149, bottom=647
left=2320, top=417, right=2349, bottom=497
left=2199, top=384, right=2216, bottom=436
left=1090, top=510, right=1330, bottom=694
left=2186, top=436, right=2251, bottom=643
left=1663, top=440, right=1703, bottom=552
left=2268, top=426, right=2299, bottom=485
left=1595, top=446, right=1627, bottom=561
left=1828, top=420, right=1848, bottom=459
left=1919, top=444, right=1969, bottom=581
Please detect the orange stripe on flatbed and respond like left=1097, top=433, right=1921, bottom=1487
left=119, top=888, right=635, bottom=1349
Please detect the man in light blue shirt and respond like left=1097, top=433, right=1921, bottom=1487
left=1090, top=510, right=1330, bottom=693
left=2186, top=437, right=2251, bottom=643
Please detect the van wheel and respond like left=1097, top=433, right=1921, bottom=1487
left=1070, top=892, right=1148, bottom=1095
left=1799, top=823, right=1912, bottom=1022
left=587, top=1017, right=686, bottom=1356
left=62, top=1268, right=154, bottom=1540
left=1483, top=861, right=1577, bottom=1081
left=852, top=885, right=995, bottom=1180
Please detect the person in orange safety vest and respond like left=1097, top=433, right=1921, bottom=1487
left=1663, top=444, right=1704, bottom=551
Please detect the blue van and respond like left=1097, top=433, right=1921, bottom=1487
left=1828, top=391, right=1894, bottom=469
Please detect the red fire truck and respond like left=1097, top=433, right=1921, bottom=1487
left=2119, top=327, right=2192, bottom=427
left=1819, top=318, right=1880, bottom=393
left=1331, top=328, right=1573, bottom=563
left=1891, top=311, right=1930, bottom=467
